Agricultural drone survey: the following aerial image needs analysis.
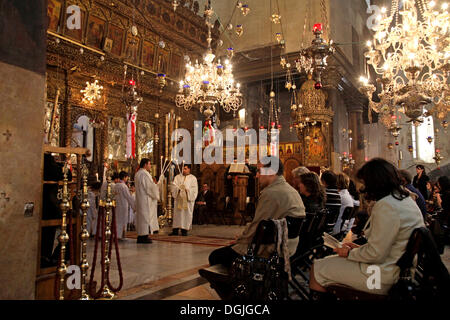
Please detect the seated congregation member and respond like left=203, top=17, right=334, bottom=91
left=194, top=183, right=215, bottom=225
left=333, top=173, right=354, bottom=235
left=309, top=158, right=425, bottom=298
left=398, top=169, right=428, bottom=219
left=437, top=176, right=450, bottom=228
left=413, top=164, right=430, bottom=201
left=115, top=171, right=136, bottom=240
left=297, top=172, right=325, bottom=213
left=208, top=156, right=305, bottom=269
left=320, top=170, right=342, bottom=234
left=291, top=166, right=311, bottom=197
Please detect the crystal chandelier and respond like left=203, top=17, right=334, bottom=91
left=296, top=23, right=335, bottom=89
left=175, top=1, right=242, bottom=119
left=360, top=0, right=449, bottom=125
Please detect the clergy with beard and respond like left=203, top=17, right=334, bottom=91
left=170, top=164, right=198, bottom=236
left=135, top=158, right=160, bottom=243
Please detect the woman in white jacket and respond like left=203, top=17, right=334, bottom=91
left=310, top=158, right=424, bottom=298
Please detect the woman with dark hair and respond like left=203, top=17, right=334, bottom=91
left=298, top=172, right=326, bottom=213
left=309, top=158, right=424, bottom=298
left=413, top=164, right=430, bottom=200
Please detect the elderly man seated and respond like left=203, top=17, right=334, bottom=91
left=208, top=156, right=306, bottom=269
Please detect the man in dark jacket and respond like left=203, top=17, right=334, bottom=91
left=194, top=183, right=215, bottom=224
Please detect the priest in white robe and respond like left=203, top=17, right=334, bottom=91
left=170, top=164, right=198, bottom=236
left=115, top=171, right=136, bottom=240
left=135, top=158, right=160, bottom=243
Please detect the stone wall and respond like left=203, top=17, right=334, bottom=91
left=0, top=0, right=47, bottom=299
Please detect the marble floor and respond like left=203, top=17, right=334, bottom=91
left=86, top=224, right=450, bottom=300
left=86, top=224, right=245, bottom=300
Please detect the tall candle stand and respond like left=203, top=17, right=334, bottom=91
left=57, top=161, right=71, bottom=300
left=79, top=164, right=91, bottom=300
left=100, top=167, right=115, bottom=299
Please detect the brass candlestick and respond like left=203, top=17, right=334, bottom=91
left=167, top=192, right=173, bottom=226
left=101, top=170, right=115, bottom=299
left=79, top=164, right=91, bottom=300
left=57, top=162, right=70, bottom=300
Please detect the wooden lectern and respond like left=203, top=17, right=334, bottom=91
left=229, top=164, right=250, bottom=224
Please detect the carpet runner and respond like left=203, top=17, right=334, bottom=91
left=125, top=232, right=235, bottom=247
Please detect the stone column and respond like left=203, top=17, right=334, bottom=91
left=0, top=0, right=46, bottom=299
left=347, top=105, right=366, bottom=171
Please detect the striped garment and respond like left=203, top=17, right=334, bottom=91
left=324, top=188, right=342, bottom=234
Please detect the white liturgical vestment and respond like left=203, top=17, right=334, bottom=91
left=171, top=174, right=198, bottom=230
left=114, top=181, right=135, bottom=239
left=135, top=168, right=160, bottom=235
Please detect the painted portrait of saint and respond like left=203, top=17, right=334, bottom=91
left=307, top=127, right=325, bottom=164
left=142, top=40, right=155, bottom=69
left=47, top=0, right=61, bottom=32
left=125, top=32, right=140, bottom=64
left=86, top=15, right=105, bottom=49
left=157, top=48, right=170, bottom=75
left=286, top=144, right=293, bottom=154
left=171, top=53, right=182, bottom=79
left=107, top=24, right=124, bottom=56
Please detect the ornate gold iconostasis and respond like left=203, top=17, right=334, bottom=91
left=45, top=0, right=215, bottom=179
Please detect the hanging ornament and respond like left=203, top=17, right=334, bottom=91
left=276, top=33, right=282, bottom=43
left=427, top=136, right=433, bottom=144
left=434, top=149, right=443, bottom=166
left=81, top=80, right=103, bottom=104
left=442, top=120, right=448, bottom=129
left=387, top=142, right=394, bottom=150
left=280, top=57, right=287, bottom=68
left=408, top=145, right=414, bottom=153
left=388, top=122, right=402, bottom=138
left=172, top=0, right=179, bottom=11
left=227, top=47, right=235, bottom=59
left=157, top=73, right=166, bottom=93
left=270, top=14, right=281, bottom=24
left=227, top=23, right=233, bottom=30
left=236, top=25, right=243, bottom=37
left=241, top=4, right=250, bottom=16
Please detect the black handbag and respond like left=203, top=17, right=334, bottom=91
left=230, top=220, right=289, bottom=301
left=387, top=268, right=420, bottom=301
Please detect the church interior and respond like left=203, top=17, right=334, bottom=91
left=0, top=0, right=449, bottom=302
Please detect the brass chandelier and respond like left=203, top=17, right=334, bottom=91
left=175, top=1, right=243, bottom=119
left=359, top=0, right=449, bottom=127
